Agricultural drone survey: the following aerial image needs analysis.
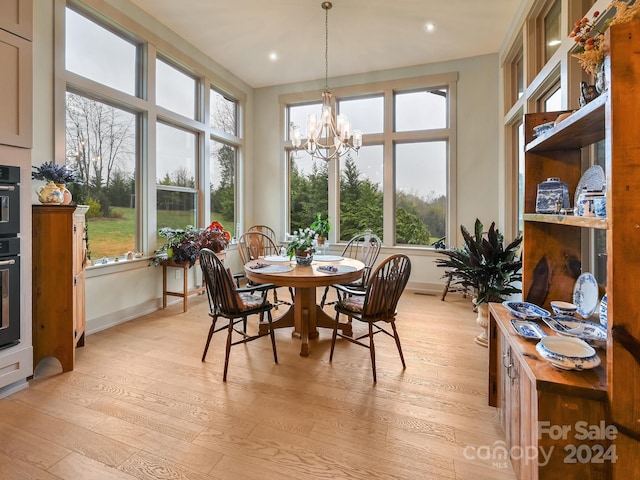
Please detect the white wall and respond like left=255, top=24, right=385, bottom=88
left=252, top=54, right=502, bottom=290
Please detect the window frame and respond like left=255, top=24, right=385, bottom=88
left=281, top=73, right=458, bottom=249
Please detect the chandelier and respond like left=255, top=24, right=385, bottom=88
left=290, top=1, right=362, bottom=161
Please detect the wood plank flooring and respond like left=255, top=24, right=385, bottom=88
left=0, top=290, right=516, bottom=479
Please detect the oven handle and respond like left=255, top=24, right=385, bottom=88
left=0, top=259, right=15, bottom=266
left=0, top=186, right=15, bottom=191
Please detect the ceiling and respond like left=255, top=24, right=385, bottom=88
left=126, top=0, right=522, bottom=89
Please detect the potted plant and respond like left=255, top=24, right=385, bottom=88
left=286, top=227, right=318, bottom=265
left=435, top=218, right=522, bottom=346
left=310, top=213, right=331, bottom=245
left=156, top=221, right=231, bottom=267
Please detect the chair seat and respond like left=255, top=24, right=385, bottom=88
left=238, top=292, right=269, bottom=310
left=337, top=295, right=365, bottom=313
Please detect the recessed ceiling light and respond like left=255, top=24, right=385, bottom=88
left=269, top=52, right=278, bottom=61
left=424, top=22, right=436, bottom=32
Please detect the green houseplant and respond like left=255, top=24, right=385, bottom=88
left=310, top=213, right=331, bottom=244
left=436, top=218, right=522, bottom=346
left=286, top=227, right=318, bottom=264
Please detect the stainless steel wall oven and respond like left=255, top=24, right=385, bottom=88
left=0, top=166, right=20, bottom=349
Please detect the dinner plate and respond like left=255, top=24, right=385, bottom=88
left=574, top=165, right=605, bottom=208
left=247, top=264, right=293, bottom=274
left=573, top=272, right=599, bottom=318
left=313, top=254, right=344, bottom=262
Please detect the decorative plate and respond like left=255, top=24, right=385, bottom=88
left=574, top=165, right=606, bottom=208
left=599, top=294, right=608, bottom=329
left=573, top=272, right=599, bottom=318
left=502, top=301, right=551, bottom=321
left=536, top=336, right=601, bottom=371
left=510, top=319, right=547, bottom=340
left=533, top=121, right=555, bottom=138
left=542, top=316, right=607, bottom=348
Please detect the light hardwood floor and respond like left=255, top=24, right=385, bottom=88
left=0, top=290, right=516, bottom=480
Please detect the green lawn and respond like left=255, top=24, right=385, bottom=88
left=87, top=207, right=232, bottom=259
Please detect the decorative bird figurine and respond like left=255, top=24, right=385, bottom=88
left=579, top=81, right=598, bottom=107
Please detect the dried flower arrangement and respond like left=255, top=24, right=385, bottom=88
left=570, top=1, right=640, bottom=76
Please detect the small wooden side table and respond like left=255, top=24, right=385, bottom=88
left=160, top=252, right=225, bottom=312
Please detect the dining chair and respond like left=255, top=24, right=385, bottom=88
left=329, top=254, right=411, bottom=382
left=237, top=231, right=292, bottom=307
left=320, top=230, right=382, bottom=308
left=199, top=248, right=278, bottom=381
left=247, top=224, right=278, bottom=245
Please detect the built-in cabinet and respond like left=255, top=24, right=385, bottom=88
left=490, top=21, right=640, bottom=479
left=0, top=0, right=32, bottom=396
left=0, top=0, right=32, bottom=149
left=32, top=205, right=86, bottom=372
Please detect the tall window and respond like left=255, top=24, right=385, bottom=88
left=65, top=7, right=140, bottom=259
left=210, top=88, right=239, bottom=237
left=63, top=7, right=244, bottom=262
left=285, top=75, right=455, bottom=247
left=156, top=122, right=198, bottom=241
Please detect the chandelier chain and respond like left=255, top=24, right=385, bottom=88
left=324, top=3, right=329, bottom=90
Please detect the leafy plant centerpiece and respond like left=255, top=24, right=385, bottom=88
left=435, top=218, right=522, bottom=306
left=310, top=213, right=331, bottom=243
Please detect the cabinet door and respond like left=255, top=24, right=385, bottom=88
left=73, top=270, right=86, bottom=347
left=0, top=28, right=32, bottom=148
left=0, top=0, right=33, bottom=40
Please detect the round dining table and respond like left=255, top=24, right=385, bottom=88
left=244, top=255, right=365, bottom=357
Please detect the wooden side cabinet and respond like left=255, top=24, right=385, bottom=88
left=489, top=304, right=609, bottom=480
left=32, top=205, right=87, bottom=372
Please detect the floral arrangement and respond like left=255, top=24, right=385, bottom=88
left=32, top=161, right=78, bottom=184
left=286, top=227, right=318, bottom=259
left=157, top=221, right=230, bottom=266
left=570, top=1, right=640, bottom=76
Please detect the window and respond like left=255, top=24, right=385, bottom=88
left=65, top=8, right=137, bottom=95
left=65, top=92, right=137, bottom=259
left=63, top=7, right=244, bottom=263
left=156, top=122, right=197, bottom=240
left=156, top=58, right=196, bottom=119
left=289, top=150, right=328, bottom=232
left=210, top=140, right=237, bottom=237
left=544, top=0, right=562, bottom=63
left=395, top=90, right=447, bottom=131
left=339, top=146, right=383, bottom=241
left=285, top=75, right=456, bottom=247
left=395, top=142, right=446, bottom=245
left=210, top=89, right=237, bottom=135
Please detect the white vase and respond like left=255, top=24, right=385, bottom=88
left=474, top=302, right=489, bottom=347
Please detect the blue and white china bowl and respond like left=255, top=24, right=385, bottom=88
left=573, top=272, right=599, bottom=318
left=533, top=121, right=555, bottom=138
left=599, top=294, right=608, bottom=329
left=536, top=336, right=601, bottom=371
left=543, top=316, right=607, bottom=348
left=550, top=300, right=577, bottom=317
left=503, top=301, right=551, bottom=321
